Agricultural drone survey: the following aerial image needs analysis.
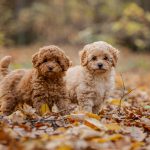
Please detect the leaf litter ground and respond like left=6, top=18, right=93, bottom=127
left=0, top=73, right=150, bottom=150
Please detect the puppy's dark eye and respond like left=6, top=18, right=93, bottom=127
left=91, top=56, right=97, bottom=61
left=43, top=59, right=48, bottom=63
left=104, top=56, right=108, bottom=60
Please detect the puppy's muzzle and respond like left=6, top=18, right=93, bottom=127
left=48, top=66, right=53, bottom=71
left=97, top=63, right=103, bottom=69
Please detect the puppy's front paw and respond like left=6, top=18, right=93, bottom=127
left=2, top=110, right=12, bottom=116
left=82, top=106, right=93, bottom=113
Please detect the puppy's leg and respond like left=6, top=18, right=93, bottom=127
left=92, top=93, right=109, bottom=114
left=55, top=90, right=70, bottom=115
left=92, top=105, right=101, bottom=114
left=32, top=93, right=51, bottom=114
left=32, top=82, right=52, bottom=114
left=1, top=93, right=18, bottom=115
left=77, top=88, right=95, bottom=112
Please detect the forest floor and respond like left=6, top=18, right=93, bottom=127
left=0, top=45, right=150, bottom=150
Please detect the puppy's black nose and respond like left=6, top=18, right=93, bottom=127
left=98, top=63, right=103, bottom=69
left=48, top=66, right=53, bottom=71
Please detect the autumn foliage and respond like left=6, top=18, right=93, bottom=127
left=0, top=73, right=150, bottom=150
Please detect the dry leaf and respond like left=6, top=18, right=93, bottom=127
left=140, top=117, right=150, bottom=131
left=40, top=103, right=50, bottom=115
left=108, top=134, right=123, bottom=141
left=108, top=99, right=123, bottom=106
left=105, top=123, right=122, bottom=131
left=131, top=142, right=145, bottom=150
left=66, top=114, right=86, bottom=121
left=92, top=137, right=108, bottom=143
left=92, top=134, right=123, bottom=143
left=84, top=118, right=106, bottom=130
left=22, top=104, right=36, bottom=116
left=57, top=144, right=73, bottom=150
left=127, top=126, right=146, bottom=142
left=85, top=112, right=100, bottom=120
left=7, top=110, right=26, bottom=124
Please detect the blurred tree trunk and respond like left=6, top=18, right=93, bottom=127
left=136, top=0, right=150, bottom=11
left=92, top=1, right=104, bottom=23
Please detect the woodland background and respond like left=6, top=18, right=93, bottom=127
left=0, top=0, right=150, bottom=51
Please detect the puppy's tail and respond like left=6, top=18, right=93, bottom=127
left=0, top=56, right=12, bottom=78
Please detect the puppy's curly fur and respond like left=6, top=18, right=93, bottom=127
left=0, top=56, right=12, bottom=80
left=65, top=41, right=119, bottom=113
left=0, top=45, right=71, bottom=115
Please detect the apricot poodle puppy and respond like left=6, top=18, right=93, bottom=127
left=65, top=41, right=119, bottom=114
left=0, top=45, right=70, bottom=115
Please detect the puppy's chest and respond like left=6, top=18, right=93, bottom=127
left=48, top=84, right=60, bottom=92
left=93, top=79, right=109, bottom=102
left=47, top=83, right=63, bottom=97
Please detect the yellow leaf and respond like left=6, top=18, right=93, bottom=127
left=84, top=118, right=106, bottom=130
left=50, top=135, right=64, bottom=140
left=56, top=127, right=66, bottom=132
left=86, top=112, right=101, bottom=120
left=40, top=134, right=50, bottom=141
left=57, top=144, right=73, bottom=150
left=66, top=114, right=86, bottom=121
left=73, top=121, right=80, bottom=126
left=108, top=99, right=123, bottom=106
left=108, top=134, right=123, bottom=141
left=92, top=138, right=109, bottom=143
left=105, top=123, right=121, bottom=131
left=131, top=142, right=145, bottom=150
left=40, top=103, right=50, bottom=115
left=91, top=134, right=122, bottom=143
left=84, top=120, right=99, bottom=130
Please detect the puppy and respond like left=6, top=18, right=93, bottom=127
left=0, top=45, right=70, bottom=115
left=65, top=41, right=119, bottom=113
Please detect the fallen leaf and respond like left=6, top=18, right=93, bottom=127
left=131, top=142, right=145, bottom=150
left=108, top=134, right=123, bottom=141
left=40, top=133, right=50, bottom=141
left=105, top=123, right=122, bottom=131
left=92, top=137, right=108, bottom=143
left=0, top=130, right=10, bottom=141
left=7, top=110, right=26, bottom=124
left=92, top=134, right=123, bottom=143
left=50, top=135, right=65, bottom=140
left=22, top=104, right=36, bottom=115
left=108, top=99, right=123, bottom=106
left=127, top=126, right=146, bottom=142
left=85, top=112, right=100, bottom=120
left=140, top=117, right=150, bottom=131
left=40, top=103, right=50, bottom=115
left=66, top=114, right=86, bottom=122
left=84, top=118, right=106, bottom=130
left=57, top=144, right=73, bottom=150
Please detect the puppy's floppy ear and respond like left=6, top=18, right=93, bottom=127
left=32, top=52, right=39, bottom=68
left=58, top=54, right=71, bottom=71
left=79, top=49, right=88, bottom=66
left=109, top=47, right=119, bottom=67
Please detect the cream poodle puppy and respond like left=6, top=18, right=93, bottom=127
left=65, top=41, right=119, bottom=113
left=0, top=45, right=71, bottom=115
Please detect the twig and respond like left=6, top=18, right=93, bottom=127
left=118, top=73, right=136, bottom=114
left=28, top=115, right=69, bottom=123
left=118, top=73, right=126, bottom=114
left=57, top=105, right=77, bottom=115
